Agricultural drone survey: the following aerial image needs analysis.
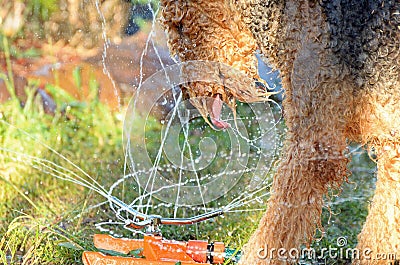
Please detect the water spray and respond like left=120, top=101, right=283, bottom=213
left=80, top=59, right=280, bottom=264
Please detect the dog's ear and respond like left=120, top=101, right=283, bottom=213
left=160, top=0, right=272, bottom=128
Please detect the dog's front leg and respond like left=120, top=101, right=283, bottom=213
left=240, top=40, right=353, bottom=264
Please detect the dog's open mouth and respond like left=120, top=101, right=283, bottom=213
left=210, top=94, right=230, bottom=129
left=181, top=78, right=275, bottom=131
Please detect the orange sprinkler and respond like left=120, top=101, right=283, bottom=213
left=82, top=234, right=227, bottom=265
left=82, top=197, right=241, bottom=264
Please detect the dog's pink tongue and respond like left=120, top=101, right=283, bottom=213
left=210, top=95, right=230, bottom=129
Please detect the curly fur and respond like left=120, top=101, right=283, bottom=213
left=160, top=0, right=273, bottom=122
left=160, top=0, right=400, bottom=264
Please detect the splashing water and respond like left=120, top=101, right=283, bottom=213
left=122, top=60, right=281, bottom=217
left=94, top=0, right=120, bottom=107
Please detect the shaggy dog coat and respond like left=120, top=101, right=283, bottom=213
left=160, top=1, right=400, bottom=264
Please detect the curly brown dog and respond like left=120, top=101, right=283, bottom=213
left=160, top=1, right=400, bottom=264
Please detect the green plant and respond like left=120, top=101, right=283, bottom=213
left=27, top=0, right=59, bottom=22
left=0, top=66, right=124, bottom=263
left=0, top=35, right=16, bottom=98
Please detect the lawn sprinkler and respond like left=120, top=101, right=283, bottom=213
left=82, top=197, right=242, bottom=264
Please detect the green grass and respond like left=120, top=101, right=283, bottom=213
left=0, top=67, right=124, bottom=264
